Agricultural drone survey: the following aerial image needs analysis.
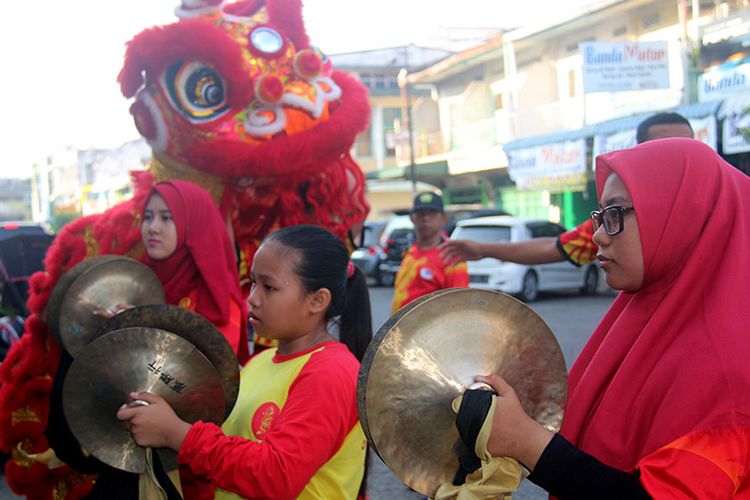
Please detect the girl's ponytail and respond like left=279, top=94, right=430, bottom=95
left=339, top=265, right=372, bottom=362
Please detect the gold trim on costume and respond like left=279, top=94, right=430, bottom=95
left=11, top=440, right=34, bottom=468
left=150, top=153, right=226, bottom=205
left=11, top=406, right=41, bottom=426
left=83, top=226, right=100, bottom=258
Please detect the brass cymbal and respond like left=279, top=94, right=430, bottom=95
left=62, top=327, right=226, bottom=473
left=46, top=255, right=122, bottom=345
left=357, top=288, right=567, bottom=496
left=96, top=304, right=240, bottom=420
left=58, top=256, right=165, bottom=356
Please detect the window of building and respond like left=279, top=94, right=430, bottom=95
left=642, top=13, right=660, bottom=29
left=382, top=107, right=402, bottom=156
left=358, top=72, right=399, bottom=91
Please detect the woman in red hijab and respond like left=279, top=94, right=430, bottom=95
left=476, top=138, right=750, bottom=497
left=141, top=180, right=250, bottom=365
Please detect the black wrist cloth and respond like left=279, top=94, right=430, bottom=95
left=452, top=388, right=494, bottom=486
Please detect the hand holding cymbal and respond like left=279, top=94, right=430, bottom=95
left=117, top=392, right=192, bottom=452
left=63, top=327, right=226, bottom=473
left=474, top=374, right=555, bottom=469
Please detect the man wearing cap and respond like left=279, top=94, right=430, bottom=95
left=391, top=192, right=469, bottom=313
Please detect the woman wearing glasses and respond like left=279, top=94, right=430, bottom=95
left=475, top=138, right=750, bottom=498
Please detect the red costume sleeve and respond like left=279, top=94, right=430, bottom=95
left=177, top=351, right=359, bottom=499
left=637, top=426, right=750, bottom=497
left=556, top=219, right=598, bottom=267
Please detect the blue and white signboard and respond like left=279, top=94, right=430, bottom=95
left=581, top=41, right=671, bottom=93
left=507, top=140, right=588, bottom=192
left=699, top=63, right=750, bottom=102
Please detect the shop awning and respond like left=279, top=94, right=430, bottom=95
left=501, top=127, right=593, bottom=151
left=365, top=166, right=405, bottom=181
left=365, top=160, right=449, bottom=181
left=674, top=99, right=723, bottom=119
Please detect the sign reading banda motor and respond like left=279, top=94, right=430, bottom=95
left=507, top=140, right=587, bottom=192
left=580, top=41, right=670, bottom=93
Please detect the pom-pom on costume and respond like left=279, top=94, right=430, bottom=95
left=0, top=1, right=370, bottom=497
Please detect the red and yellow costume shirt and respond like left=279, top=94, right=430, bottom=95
left=177, top=341, right=366, bottom=499
left=637, top=426, right=750, bottom=497
left=391, top=243, right=468, bottom=313
left=555, top=219, right=598, bottom=267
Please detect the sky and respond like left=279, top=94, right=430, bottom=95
left=0, top=0, right=593, bottom=179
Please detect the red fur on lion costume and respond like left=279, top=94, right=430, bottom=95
left=0, top=1, right=370, bottom=497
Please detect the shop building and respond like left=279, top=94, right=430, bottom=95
left=378, top=0, right=749, bottom=228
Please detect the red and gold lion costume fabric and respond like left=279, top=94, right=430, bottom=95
left=0, top=1, right=370, bottom=497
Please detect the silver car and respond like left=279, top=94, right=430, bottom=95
left=351, top=221, right=387, bottom=283
left=451, top=216, right=600, bottom=302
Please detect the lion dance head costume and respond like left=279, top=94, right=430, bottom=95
left=0, top=1, right=370, bottom=497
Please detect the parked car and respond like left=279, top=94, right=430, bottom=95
left=351, top=220, right=387, bottom=284
left=376, top=215, right=415, bottom=287
left=444, top=207, right=510, bottom=235
left=450, top=216, right=599, bottom=301
left=0, top=222, right=55, bottom=314
left=0, top=221, right=53, bottom=240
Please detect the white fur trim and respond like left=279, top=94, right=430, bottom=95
left=242, top=106, right=287, bottom=136
left=278, top=77, right=341, bottom=119
left=137, top=91, right=169, bottom=153
left=313, top=76, right=342, bottom=101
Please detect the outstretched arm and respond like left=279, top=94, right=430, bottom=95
left=439, top=237, right=563, bottom=266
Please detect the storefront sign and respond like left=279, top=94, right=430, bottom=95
left=699, top=63, right=750, bottom=102
left=723, top=113, right=750, bottom=154
left=507, top=140, right=587, bottom=192
left=592, top=130, right=636, bottom=167
left=591, top=115, right=718, bottom=169
left=581, top=41, right=670, bottom=93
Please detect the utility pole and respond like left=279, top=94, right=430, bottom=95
left=678, top=0, right=692, bottom=105
left=399, top=46, right=418, bottom=195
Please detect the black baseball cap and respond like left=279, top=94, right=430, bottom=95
left=412, top=192, right=443, bottom=213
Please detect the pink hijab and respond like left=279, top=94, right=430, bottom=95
left=561, top=138, right=750, bottom=470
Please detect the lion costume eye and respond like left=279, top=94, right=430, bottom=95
left=165, top=60, right=229, bottom=121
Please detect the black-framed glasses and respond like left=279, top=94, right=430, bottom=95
left=591, top=205, right=634, bottom=236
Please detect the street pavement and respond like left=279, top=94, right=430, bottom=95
left=0, top=286, right=616, bottom=500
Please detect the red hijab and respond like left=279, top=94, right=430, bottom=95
left=141, top=180, right=248, bottom=359
left=561, top=138, right=750, bottom=470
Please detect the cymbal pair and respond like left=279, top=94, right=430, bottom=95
left=47, top=256, right=239, bottom=473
